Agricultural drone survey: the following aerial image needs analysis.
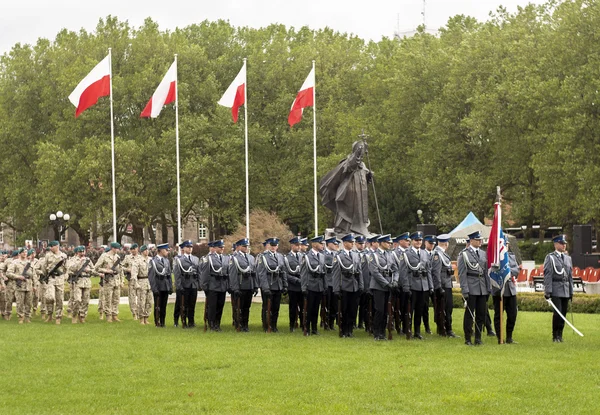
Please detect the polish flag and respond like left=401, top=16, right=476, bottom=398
left=218, top=61, right=246, bottom=123
left=141, top=60, right=177, bottom=118
left=68, top=54, right=111, bottom=117
left=288, top=67, right=315, bottom=127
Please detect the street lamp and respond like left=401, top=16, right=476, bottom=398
left=417, top=209, right=423, bottom=224
left=49, top=211, right=71, bottom=241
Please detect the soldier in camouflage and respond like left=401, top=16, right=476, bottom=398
left=7, top=248, right=34, bottom=324
left=68, top=246, right=96, bottom=324
left=95, top=242, right=123, bottom=322
left=121, top=243, right=139, bottom=320
left=132, top=245, right=153, bottom=325
left=40, top=241, right=68, bottom=324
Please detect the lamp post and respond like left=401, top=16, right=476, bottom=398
left=49, top=211, right=71, bottom=242
left=417, top=209, right=424, bottom=225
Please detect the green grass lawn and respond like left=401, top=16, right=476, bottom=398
left=1, top=304, right=599, bottom=414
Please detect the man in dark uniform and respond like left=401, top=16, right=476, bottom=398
left=431, top=234, right=458, bottom=338
left=201, top=240, right=230, bottom=331
left=173, top=240, right=200, bottom=329
left=299, top=238, right=309, bottom=255
left=390, top=233, right=411, bottom=336
left=398, top=231, right=433, bottom=340
left=257, top=238, right=288, bottom=332
left=300, top=235, right=327, bottom=335
left=458, top=231, right=491, bottom=345
left=422, top=235, right=437, bottom=334
left=332, top=234, right=363, bottom=337
left=228, top=238, right=258, bottom=332
left=544, top=234, right=573, bottom=343
left=355, top=235, right=370, bottom=330
left=323, top=237, right=340, bottom=329
left=148, top=243, right=173, bottom=328
left=368, top=234, right=398, bottom=340
left=285, top=236, right=304, bottom=332
left=492, top=238, right=519, bottom=343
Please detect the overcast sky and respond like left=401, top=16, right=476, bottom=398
left=1, top=0, right=547, bottom=53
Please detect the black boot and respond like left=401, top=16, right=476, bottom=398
left=465, top=337, right=473, bottom=346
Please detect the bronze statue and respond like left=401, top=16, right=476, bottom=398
left=319, top=140, right=372, bottom=237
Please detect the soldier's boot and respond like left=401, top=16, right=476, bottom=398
left=25, top=317, right=31, bottom=323
left=107, top=315, right=113, bottom=323
left=140, top=317, right=145, bottom=325
left=45, top=313, right=53, bottom=323
left=79, top=316, right=85, bottom=324
left=72, top=316, right=78, bottom=324
left=113, top=315, right=121, bottom=322
left=55, top=318, right=61, bottom=325
left=99, top=313, right=105, bottom=320
left=32, top=309, right=37, bottom=316
left=67, top=312, right=72, bottom=318
left=40, top=312, right=46, bottom=320
left=18, top=317, right=24, bottom=324
left=133, top=313, right=138, bottom=320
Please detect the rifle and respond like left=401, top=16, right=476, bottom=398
left=320, top=294, right=329, bottom=330
left=41, top=258, right=65, bottom=284
left=68, top=259, right=90, bottom=284
left=338, top=292, right=343, bottom=337
left=387, top=292, right=393, bottom=340
left=405, top=292, right=413, bottom=340
left=303, top=294, right=308, bottom=336
left=180, top=291, right=187, bottom=329
left=267, top=295, right=272, bottom=333
left=394, top=294, right=402, bottom=334
left=16, top=262, right=32, bottom=289
left=203, top=291, right=208, bottom=332
left=367, top=294, right=373, bottom=334
left=235, top=294, right=241, bottom=332
left=109, top=257, right=122, bottom=276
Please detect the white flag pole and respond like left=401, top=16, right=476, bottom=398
left=108, top=48, right=117, bottom=243
left=312, top=60, right=318, bottom=237
left=175, top=54, right=182, bottom=245
left=243, top=58, right=250, bottom=240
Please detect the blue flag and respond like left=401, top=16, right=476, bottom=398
left=488, top=228, right=510, bottom=291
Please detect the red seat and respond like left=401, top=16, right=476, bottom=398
left=588, top=269, right=600, bottom=283
left=573, top=267, right=582, bottom=277
left=583, top=267, right=595, bottom=282
left=517, top=269, right=528, bottom=282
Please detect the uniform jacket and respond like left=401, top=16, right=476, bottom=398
left=356, top=249, right=371, bottom=291
left=543, top=251, right=573, bottom=298
left=332, top=249, right=364, bottom=293
left=398, top=247, right=433, bottom=292
left=41, top=251, right=68, bottom=285
left=229, top=252, right=258, bottom=291
left=323, top=249, right=337, bottom=287
left=458, top=247, right=491, bottom=296
left=369, top=248, right=398, bottom=292
left=200, top=252, right=230, bottom=292
left=284, top=251, right=303, bottom=292
left=174, top=254, right=201, bottom=290
left=300, top=249, right=327, bottom=293
left=7, top=259, right=34, bottom=291
left=95, top=252, right=123, bottom=284
left=257, top=251, right=288, bottom=292
left=431, top=246, right=453, bottom=290
left=132, top=255, right=151, bottom=291
left=148, top=255, right=173, bottom=293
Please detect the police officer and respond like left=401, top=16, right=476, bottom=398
left=300, top=235, right=327, bottom=335
left=391, top=232, right=412, bottom=336
left=95, top=242, right=124, bottom=323
left=149, top=243, right=173, bottom=328
left=285, top=236, right=304, bottom=332
left=201, top=240, right=229, bottom=331
left=355, top=235, right=370, bottom=331
left=257, top=238, right=288, bottom=332
left=458, top=231, right=491, bottom=346
left=422, top=235, right=437, bottom=334
left=369, top=234, right=398, bottom=340
left=431, top=234, right=458, bottom=337
left=68, top=246, right=95, bottom=324
left=323, top=237, right=340, bottom=329
left=174, top=240, right=201, bottom=328
left=544, top=234, right=573, bottom=343
left=492, top=238, right=519, bottom=343
left=299, top=238, right=309, bottom=255
left=229, top=238, right=258, bottom=332
left=332, top=234, right=363, bottom=337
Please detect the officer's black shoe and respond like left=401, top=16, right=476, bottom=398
left=448, top=331, right=460, bottom=338
left=558, top=336, right=563, bottom=343
left=474, top=339, right=483, bottom=346
left=311, top=330, right=319, bottom=336
left=487, top=330, right=496, bottom=337
left=506, top=338, right=517, bottom=344
left=425, top=329, right=432, bottom=335
left=273, top=327, right=279, bottom=333
left=553, top=337, right=559, bottom=342
left=174, top=323, right=178, bottom=328
left=290, top=327, right=294, bottom=333
left=357, top=324, right=364, bottom=329
left=465, top=340, right=473, bottom=346
left=347, top=332, right=354, bottom=338
left=414, top=333, right=423, bottom=340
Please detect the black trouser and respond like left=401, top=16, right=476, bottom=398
left=433, top=290, right=446, bottom=335
left=306, top=290, right=322, bottom=334
left=551, top=296, right=570, bottom=338
left=262, top=290, right=282, bottom=331
left=238, top=290, right=253, bottom=329
left=155, top=291, right=169, bottom=327
left=358, top=291, right=372, bottom=331
left=326, top=286, right=338, bottom=328
left=372, top=289, right=389, bottom=338
left=183, top=288, right=198, bottom=326
left=444, top=288, right=454, bottom=333
left=411, top=290, right=426, bottom=335
left=485, top=308, right=494, bottom=332
left=153, top=292, right=160, bottom=326
left=174, top=290, right=183, bottom=324
left=207, top=290, right=226, bottom=329
left=464, top=294, right=487, bottom=341
left=341, top=290, right=359, bottom=335
left=493, top=294, right=517, bottom=340
left=422, top=291, right=431, bottom=331
left=399, top=291, right=411, bottom=335
left=288, top=290, right=303, bottom=329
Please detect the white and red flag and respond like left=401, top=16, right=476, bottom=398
left=218, top=61, right=246, bottom=123
left=288, top=67, right=315, bottom=126
left=141, top=60, right=177, bottom=118
left=68, top=54, right=111, bottom=117
left=487, top=193, right=510, bottom=291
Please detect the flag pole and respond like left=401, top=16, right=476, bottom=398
left=312, top=60, right=318, bottom=237
left=108, top=48, right=117, bottom=243
left=497, top=186, right=504, bottom=345
left=243, top=58, right=250, bottom=240
left=175, top=54, right=182, bottom=245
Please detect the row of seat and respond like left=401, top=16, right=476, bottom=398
left=518, top=266, right=600, bottom=283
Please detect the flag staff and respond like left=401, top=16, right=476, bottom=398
left=244, top=58, right=250, bottom=240
left=108, top=48, right=117, bottom=243
left=312, top=60, right=318, bottom=237
left=175, top=54, right=182, bottom=244
left=497, top=185, right=504, bottom=345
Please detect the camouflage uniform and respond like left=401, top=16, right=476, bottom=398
left=68, top=255, right=95, bottom=323
left=2, top=257, right=15, bottom=319
left=132, top=254, right=153, bottom=324
left=30, top=257, right=41, bottom=315
left=121, top=253, right=138, bottom=319
left=0, top=255, right=6, bottom=317
left=40, top=250, right=68, bottom=323
left=7, top=257, right=34, bottom=322
left=95, top=251, right=123, bottom=321
left=66, top=256, right=76, bottom=316
left=95, top=251, right=107, bottom=319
